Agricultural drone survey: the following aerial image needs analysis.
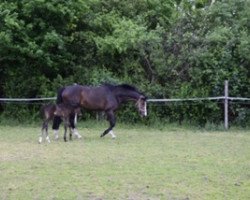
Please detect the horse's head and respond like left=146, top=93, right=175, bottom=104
left=136, top=95, right=147, bottom=117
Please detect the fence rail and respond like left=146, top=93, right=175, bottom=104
left=0, top=81, right=249, bottom=129
left=148, top=96, right=224, bottom=102
left=0, top=97, right=56, bottom=102
left=1, top=96, right=250, bottom=102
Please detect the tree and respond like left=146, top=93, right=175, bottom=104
left=0, top=0, right=249, bottom=124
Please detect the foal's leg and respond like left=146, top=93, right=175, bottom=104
left=39, top=120, right=50, bottom=143
left=45, top=121, right=51, bottom=143
left=39, top=121, right=46, bottom=143
left=101, top=110, right=116, bottom=138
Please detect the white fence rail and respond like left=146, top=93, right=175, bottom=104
left=0, top=81, right=249, bottom=129
left=1, top=96, right=249, bottom=102
left=147, top=96, right=223, bottom=102
left=147, top=96, right=250, bottom=102
left=0, top=97, right=56, bottom=102
left=147, top=81, right=249, bottom=130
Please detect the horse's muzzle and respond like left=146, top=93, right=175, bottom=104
left=140, top=110, right=147, bottom=117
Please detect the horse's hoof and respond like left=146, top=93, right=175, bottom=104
left=46, top=136, right=51, bottom=143
left=77, top=135, right=82, bottom=139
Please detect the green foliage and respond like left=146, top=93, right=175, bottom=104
left=0, top=0, right=249, bottom=125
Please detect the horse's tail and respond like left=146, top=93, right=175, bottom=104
left=56, top=87, right=65, bottom=104
left=53, top=88, right=65, bottom=130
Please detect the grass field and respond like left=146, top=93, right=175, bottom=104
left=0, top=122, right=249, bottom=200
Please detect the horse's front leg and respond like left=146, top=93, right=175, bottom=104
left=101, top=110, right=116, bottom=138
left=52, top=116, right=62, bottom=140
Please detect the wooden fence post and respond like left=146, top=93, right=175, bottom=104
left=224, top=80, right=229, bottom=130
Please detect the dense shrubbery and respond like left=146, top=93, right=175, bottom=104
left=0, top=0, right=249, bottom=125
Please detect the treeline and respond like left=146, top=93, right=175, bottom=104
left=0, top=0, right=249, bottom=125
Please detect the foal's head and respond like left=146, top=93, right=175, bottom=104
left=54, top=104, right=74, bottom=118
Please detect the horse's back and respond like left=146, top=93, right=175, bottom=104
left=62, top=85, right=116, bottom=110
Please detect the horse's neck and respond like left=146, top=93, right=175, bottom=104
left=114, top=89, right=140, bottom=102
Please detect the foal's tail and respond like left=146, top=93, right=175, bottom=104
left=56, top=87, right=65, bottom=104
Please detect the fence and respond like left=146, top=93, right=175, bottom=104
left=1, top=81, right=250, bottom=129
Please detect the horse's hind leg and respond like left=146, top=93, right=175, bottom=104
left=69, top=114, right=82, bottom=139
left=53, top=116, right=62, bottom=140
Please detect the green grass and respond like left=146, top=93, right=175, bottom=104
left=0, top=122, right=249, bottom=200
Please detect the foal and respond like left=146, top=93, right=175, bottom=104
left=39, top=104, right=56, bottom=143
left=39, top=103, right=81, bottom=143
left=53, top=104, right=81, bottom=142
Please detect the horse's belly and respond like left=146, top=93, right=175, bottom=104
left=79, top=89, right=116, bottom=111
left=80, top=99, right=105, bottom=110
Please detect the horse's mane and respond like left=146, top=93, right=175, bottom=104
left=118, top=84, right=139, bottom=92
left=102, top=83, right=139, bottom=92
left=102, top=83, right=116, bottom=90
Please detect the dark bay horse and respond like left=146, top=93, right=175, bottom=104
left=52, top=83, right=147, bottom=139
left=39, top=103, right=81, bottom=143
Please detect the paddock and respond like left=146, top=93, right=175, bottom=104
left=0, top=122, right=249, bottom=200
